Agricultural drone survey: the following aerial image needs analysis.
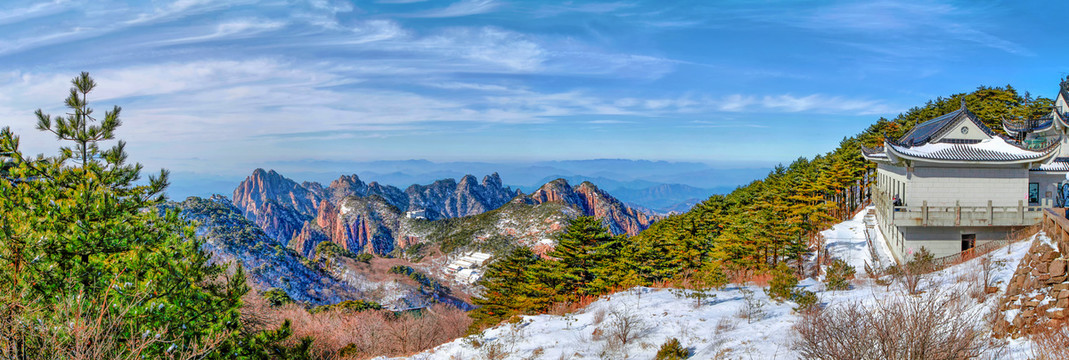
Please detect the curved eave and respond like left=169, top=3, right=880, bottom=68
left=1053, top=109, right=1069, bottom=129
left=1002, top=119, right=1053, bottom=134
left=884, top=143, right=1059, bottom=165
left=861, top=152, right=893, bottom=164
left=860, top=145, right=894, bottom=164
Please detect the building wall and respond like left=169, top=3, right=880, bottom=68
left=907, top=165, right=1029, bottom=207
left=897, top=225, right=1021, bottom=259
left=1030, top=172, right=1063, bottom=207
left=932, top=120, right=993, bottom=142
left=873, top=163, right=1041, bottom=260
left=876, top=163, right=909, bottom=202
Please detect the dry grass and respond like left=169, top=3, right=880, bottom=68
left=242, top=293, right=471, bottom=359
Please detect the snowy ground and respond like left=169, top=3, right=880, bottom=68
left=820, top=206, right=897, bottom=271
left=391, top=209, right=1044, bottom=360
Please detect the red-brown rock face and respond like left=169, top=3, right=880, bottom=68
left=232, top=169, right=321, bottom=244
left=528, top=179, right=655, bottom=236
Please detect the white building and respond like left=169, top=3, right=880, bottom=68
left=863, top=83, right=1069, bottom=260
left=405, top=209, right=428, bottom=219
left=443, top=251, right=493, bottom=284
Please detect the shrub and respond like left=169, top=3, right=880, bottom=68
left=355, top=252, right=373, bottom=263
left=242, top=294, right=470, bottom=358
left=899, top=247, right=935, bottom=294
left=766, top=263, right=798, bottom=302
left=792, top=289, right=819, bottom=312
left=263, top=288, right=295, bottom=307
left=1033, top=322, right=1069, bottom=360
left=315, top=241, right=354, bottom=259
left=794, top=290, right=997, bottom=360
left=311, top=300, right=383, bottom=314
left=389, top=265, right=441, bottom=292
left=824, top=259, right=855, bottom=291
left=736, top=284, right=765, bottom=323
left=654, top=338, right=690, bottom=360
left=605, top=307, right=651, bottom=348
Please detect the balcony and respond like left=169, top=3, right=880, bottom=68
left=887, top=201, right=1043, bottom=227
left=871, top=187, right=1045, bottom=227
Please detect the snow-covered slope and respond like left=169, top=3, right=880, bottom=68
left=394, top=208, right=1043, bottom=360
left=820, top=206, right=897, bottom=270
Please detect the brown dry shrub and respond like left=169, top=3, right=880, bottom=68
left=1033, top=322, right=1069, bottom=360
left=794, top=290, right=999, bottom=360
left=242, top=293, right=471, bottom=359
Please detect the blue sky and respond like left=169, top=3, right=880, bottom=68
left=1, top=0, right=1067, bottom=179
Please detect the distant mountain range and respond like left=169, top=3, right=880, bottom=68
left=168, top=159, right=770, bottom=213
left=232, top=169, right=656, bottom=257
left=175, top=168, right=664, bottom=310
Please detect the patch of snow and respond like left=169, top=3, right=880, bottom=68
left=820, top=206, right=896, bottom=272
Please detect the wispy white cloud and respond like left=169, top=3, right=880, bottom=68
left=418, top=27, right=545, bottom=72
left=406, top=0, right=500, bottom=18
left=716, top=94, right=897, bottom=115
left=158, top=19, right=288, bottom=44
left=745, top=1, right=1032, bottom=57
left=588, top=119, right=634, bottom=124
left=0, top=0, right=72, bottom=25
left=532, top=2, right=635, bottom=17
left=127, top=0, right=221, bottom=25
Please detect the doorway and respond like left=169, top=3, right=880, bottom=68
left=961, top=234, right=976, bottom=252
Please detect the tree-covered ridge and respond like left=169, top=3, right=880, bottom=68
left=857, top=85, right=1053, bottom=147
left=471, top=84, right=1054, bottom=332
left=635, top=84, right=1051, bottom=276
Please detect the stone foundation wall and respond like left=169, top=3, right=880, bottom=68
left=995, top=233, right=1069, bottom=336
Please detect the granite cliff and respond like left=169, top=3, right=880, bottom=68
left=234, top=170, right=657, bottom=257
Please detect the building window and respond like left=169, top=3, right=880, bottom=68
left=1029, top=182, right=1040, bottom=204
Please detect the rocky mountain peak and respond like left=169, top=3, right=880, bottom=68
left=232, top=169, right=321, bottom=245
left=482, top=172, right=503, bottom=188
left=526, top=178, right=655, bottom=236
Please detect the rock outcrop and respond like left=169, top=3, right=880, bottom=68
left=527, top=179, right=655, bottom=236
left=235, top=169, right=519, bottom=255
left=232, top=169, right=321, bottom=244
left=996, top=232, right=1069, bottom=336
left=234, top=170, right=656, bottom=258
left=179, top=195, right=359, bottom=305
left=179, top=195, right=465, bottom=310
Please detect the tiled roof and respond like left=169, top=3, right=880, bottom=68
left=885, top=136, right=1058, bottom=163
left=1002, top=117, right=1053, bottom=135
left=896, top=101, right=994, bottom=146
left=1033, top=161, right=1069, bottom=171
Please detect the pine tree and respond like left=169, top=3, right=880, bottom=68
left=545, top=216, right=625, bottom=300
left=0, top=73, right=254, bottom=357
left=469, top=247, right=540, bottom=331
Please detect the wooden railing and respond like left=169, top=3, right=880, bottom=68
left=930, top=238, right=1012, bottom=271
left=871, top=186, right=1043, bottom=227
left=1041, top=208, right=1069, bottom=254
left=890, top=200, right=1044, bottom=227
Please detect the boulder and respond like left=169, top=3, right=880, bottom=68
left=1051, top=259, right=1067, bottom=278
